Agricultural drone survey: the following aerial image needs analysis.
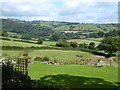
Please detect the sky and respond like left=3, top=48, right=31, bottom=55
left=0, top=0, right=119, bottom=23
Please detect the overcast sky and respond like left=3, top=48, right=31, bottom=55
left=0, top=0, right=119, bottom=23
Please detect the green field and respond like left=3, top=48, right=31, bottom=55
left=29, top=62, right=118, bottom=82
left=1, top=39, right=56, bottom=47
left=30, top=50, right=98, bottom=61
left=1, top=37, right=119, bottom=88
left=67, top=38, right=103, bottom=46
left=1, top=38, right=117, bottom=65
left=1, top=37, right=102, bottom=48
left=52, top=24, right=117, bottom=32
left=28, top=62, right=118, bottom=88
left=2, top=49, right=98, bottom=61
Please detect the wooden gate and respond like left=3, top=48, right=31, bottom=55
left=15, top=57, right=28, bottom=78
left=2, top=57, right=29, bottom=78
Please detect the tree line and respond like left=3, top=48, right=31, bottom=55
left=88, top=29, right=120, bottom=38
left=56, top=36, right=120, bottom=57
left=56, top=40, right=95, bottom=50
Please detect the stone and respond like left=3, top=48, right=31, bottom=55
left=96, top=60, right=105, bottom=67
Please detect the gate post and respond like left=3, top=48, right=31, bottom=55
left=25, top=59, right=28, bottom=79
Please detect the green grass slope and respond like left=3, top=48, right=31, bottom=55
left=28, top=62, right=118, bottom=88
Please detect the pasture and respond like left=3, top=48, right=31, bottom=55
left=1, top=36, right=103, bottom=48
left=2, top=49, right=118, bottom=68
left=1, top=37, right=119, bottom=88
left=67, top=38, right=102, bottom=46
left=28, top=62, right=118, bottom=88
left=2, top=49, right=98, bottom=61
left=1, top=39, right=56, bottom=47
left=1, top=38, right=117, bottom=67
left=52, top=24, right=111, bottom=32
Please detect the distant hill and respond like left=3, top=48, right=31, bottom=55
left=1, top=19, right=54, bottom=39
left=1, top=18, right=118, bottom=40
left=31, top=20, right=118, bottom=32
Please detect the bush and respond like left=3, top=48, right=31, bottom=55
left=34, top=56, right=50, bottom=62
left=79, top=43, right=88, bottom=48
left=43, top=56, right=50, bottom=61
left=70, top=42, right=78, bottom=48
left=88, top=42, right=95, bottom=49
left=37, top=38, right=43, bottom=44
left=34, top=57, right=42, bottom=61
left=56, top=41, right=70, bottom=47
left=56, top=41, right=78, bottom=48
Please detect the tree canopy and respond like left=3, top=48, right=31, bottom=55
left=88, top=42, right=95, bottom=50
left=97, top=37, right=120, bottom=57
left=2, top=19, right=54, bottom=39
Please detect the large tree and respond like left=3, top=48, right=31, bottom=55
left=88, top=42, right=95, bottom=50
left=97, top=37, right=120, bottom=57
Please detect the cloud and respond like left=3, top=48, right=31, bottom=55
left=1, top=0, right=118, bottom=23
left=56, top=0, right=118, bottom=23
left=2, top=1, right=56, bottom=17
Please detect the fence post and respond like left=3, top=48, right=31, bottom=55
left=25, top=59, right=28, bottom=79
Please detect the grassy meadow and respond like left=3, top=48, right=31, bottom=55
left=1, top=40, right=56, bottom=47
left=28, top=62, right=118, bottom=82
left=1, top=37, right=119, bottom=88
left=67, top=38, right=104, bottom=46
left=0, top=36, right=103, bottom=48
left=2, top=49, right=98, bottom=62
left=52, top=24, right=116, bottom=32
left=28, top=62, right=118, bottom=88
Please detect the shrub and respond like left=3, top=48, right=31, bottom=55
left=37, top=38, right=43, bottom=44
left=79, top=43, right=88, bottom=48
left=56, top=41, right=70, bottom=47
left=1, top=37, right=11, bottom=41
left=34, top=57, right=42, bottom=61
left=88, top=42, right=95, bottom=49
left=42, top=56, right=50, bottom=61
left=70, top=42, right=78, bottom=48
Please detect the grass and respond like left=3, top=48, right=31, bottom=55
left=68, top=38, right=101, bottom=46
left=2, top=49, right=117, bottom=68
left=53, top=25, right=69, bottom=31
left=43, top=41, right=56, bottom=46
left=1, top=37, right=99, bottom=60
left=33, top=21, right=118, bottom=33
left=53, top=24, right=103, bottom=31
left=30, top=50, right=98, bottom=61
left=52, top=24, right=118, bottom=33
left=1, top=39, right=56, bottom=47
left=1, top=36, right=102, bottom=47
left=29, top=62, right=118, bottom=82
left=1, top=37, right=119, bottom=88
left=1, top=38, right=100, bottom=61
left=1, top=40, right=44, bottom=47
left=85, top=38, right=104, bottom=41
left=2, top=49, right=98, bottom=61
